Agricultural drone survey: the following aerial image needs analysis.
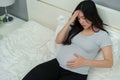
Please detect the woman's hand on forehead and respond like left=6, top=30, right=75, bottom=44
left=69, top=10, right=80, bottom=24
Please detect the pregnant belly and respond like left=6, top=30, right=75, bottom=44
left=56, top=44, right=86, bottom=67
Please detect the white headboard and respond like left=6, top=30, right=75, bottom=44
left=26, top=0, right=120, bottom=31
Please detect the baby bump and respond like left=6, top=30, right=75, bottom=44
left=56, top=44, right=86, bottom=66
left=57, top=51, right=75, bottom=66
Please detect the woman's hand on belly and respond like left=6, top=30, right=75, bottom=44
left=67, top=53, right=87, bottom=68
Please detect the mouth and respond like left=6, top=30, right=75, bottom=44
left=82, top=25, right=86, bottom=27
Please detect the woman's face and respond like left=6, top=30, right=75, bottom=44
left=77, top=10, right=92, bottom=30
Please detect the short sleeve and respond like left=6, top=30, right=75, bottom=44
left=99, top=32, right=112, bottom=48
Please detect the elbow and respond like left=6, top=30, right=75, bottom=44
left=108, top=63, right=113, bottom=68
left=55, top=39, right=63, bottom=44
left=55, top=36, right=63, bottom=44
left=109, top=59, right=113, bottom=68
left=110, top=61, right=113, bottom=68
left=56, top=41, right=62, bottom=44
left=107, top=60, right=113, bottom=68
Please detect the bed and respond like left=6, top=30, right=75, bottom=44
left=0, top=0, right=120, bottom=80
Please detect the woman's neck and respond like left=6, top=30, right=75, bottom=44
left=81, top=27, right=99, bottom=36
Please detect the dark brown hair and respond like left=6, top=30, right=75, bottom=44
left=63, top=0, right=107, bottom=45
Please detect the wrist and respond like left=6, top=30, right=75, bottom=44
left=67, top=21, right=72, bottom=26
left=67, top=19, right=74, bottom=25
left=84, top=59, right=90, bottom=66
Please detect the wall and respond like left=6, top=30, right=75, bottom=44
left=0, top=7, right=4, bottom=15
left=0, top=0, right=120, bottom=21
left=27, top=0, right=120, bottom=30
left=0, top=0, right=28, bottom=21
left=94, top=0, right=120, bottom=11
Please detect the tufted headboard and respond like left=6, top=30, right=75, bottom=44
left=26, top=0, right=120, bottom=32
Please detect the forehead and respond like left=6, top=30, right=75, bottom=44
left=78, top=10, right=84, bottom=17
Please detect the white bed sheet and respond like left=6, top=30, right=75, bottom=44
left=0, top=20, right=120, bottom=80
left=0, top=20, right=55, bottom=80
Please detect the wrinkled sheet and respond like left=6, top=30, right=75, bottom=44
left=0, top=20, right=120, bottom=80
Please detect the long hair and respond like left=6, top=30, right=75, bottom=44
left=63, top=0, right=107, bottom=45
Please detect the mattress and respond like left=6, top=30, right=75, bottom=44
left=0, top=20, right=55, bottom=80
left=0, top=20, right=120, bottom=80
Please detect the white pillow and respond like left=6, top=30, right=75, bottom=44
left=47, top=15, right=68, bottom=54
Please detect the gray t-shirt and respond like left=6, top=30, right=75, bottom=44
left=56, top=30, right=112, bottom=74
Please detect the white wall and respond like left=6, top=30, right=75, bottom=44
left=94, top=0, right=120, bottom=11
left=0, top=0, right=28, bottom=21
left=27, top=0, right=120, bottom=30
left=39, top=0, right=83, bottom=12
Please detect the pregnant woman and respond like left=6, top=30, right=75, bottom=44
left=22, top=0, right=113, bottom=80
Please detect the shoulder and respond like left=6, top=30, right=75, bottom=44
left=96, top=30, right=109, bottom=37
left=94, top=30, right=111, bottom=42
left=96, top=30, right=112, bottom=48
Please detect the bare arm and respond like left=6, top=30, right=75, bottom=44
left=67, top=46, right=113, bottom=68
left=55, top=21, right=71, bottom=44
left=55, top=10, right=80, bottom=44
left=85, top=46, right=113, bottom=68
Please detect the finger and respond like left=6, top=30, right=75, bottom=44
left=67, top=60, right=75, bottom=63
left=69, top=10, right=79, bottom=23
left=67, top=63, right=74, bottom=68
left=72, top=11, right=79, bottom=17
left=74, top=10, right=80, bottom=13
left=67, top=65, right=73, bottom=68
left=73, top=11, right=79, bottom=17
left=67, top=63, right=74, bottom=66
left=74, top=53, right=80, bottom=58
